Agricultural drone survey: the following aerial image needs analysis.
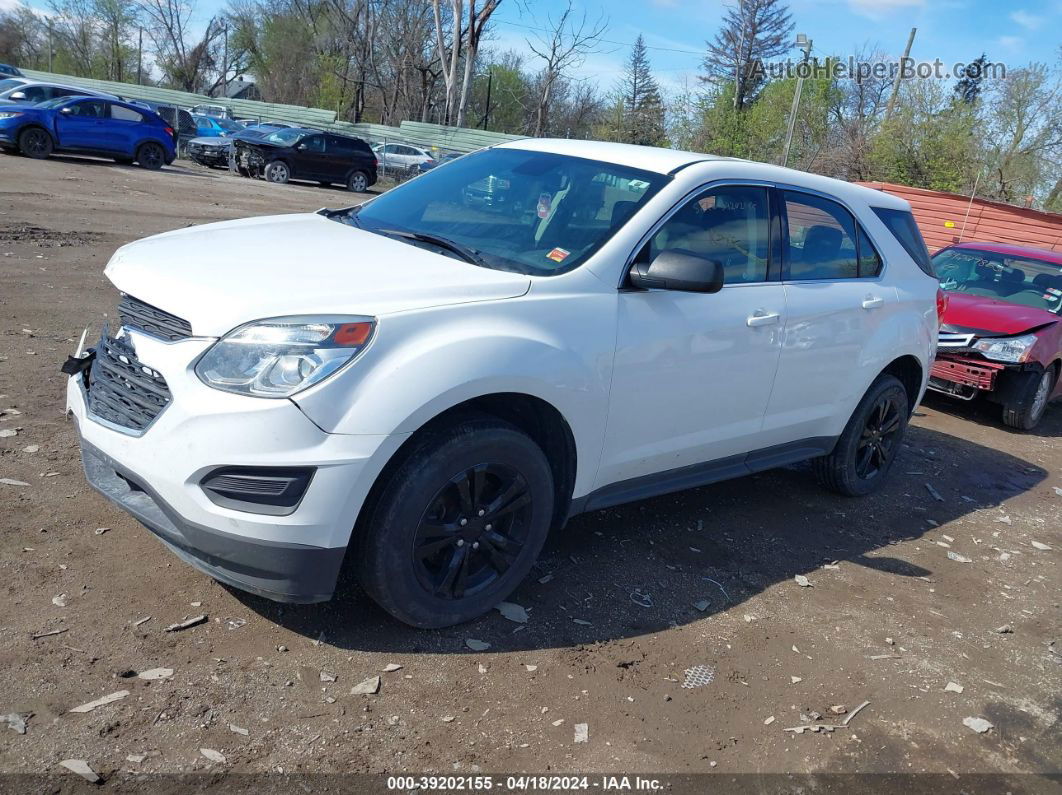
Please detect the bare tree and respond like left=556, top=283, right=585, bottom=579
left=136, top=0, right=226, bottom=91
left=431, top=0, right=462, bottom=124
left=455, top=0, right=500, bottom=128
left=524, top=0, right=607, bottom=137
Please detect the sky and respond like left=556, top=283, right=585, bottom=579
left=485, top=0, right=1061, bottom=94
left=5, top=0, right=1059, bottom=94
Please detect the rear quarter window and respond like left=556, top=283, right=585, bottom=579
left=872, top=207, right=935, bottom=278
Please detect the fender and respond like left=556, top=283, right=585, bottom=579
left=292, top=288, right=618, bottom=497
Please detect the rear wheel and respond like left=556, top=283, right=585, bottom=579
left=264, top=160, right=290, bottom=183
left=347, top=170, right=369, bottom=192
left=18, top=127, right=53, bottom=159
left=136, top=142, right=165, bottom=170
left=1002, top=366, right=1056, bottom=430
left=814, top=374, right=909, bottom=497
left=356, top=416, right=554, bottom=628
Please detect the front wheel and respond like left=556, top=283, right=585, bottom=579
left=264, top=160, right=290, bottom=183
left=18, top=127, right=53, bottom=159
left=814, top=374, right=910, bottom=497
left=356, top=416, right=555, bottom=628
left=136, top=142, right=165, bottom=170
left=347, top=170, right=369, bottom=192
left=1002, top=366, right=1056, bottom=430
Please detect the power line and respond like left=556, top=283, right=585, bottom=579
left=494, top=18, right=704, bottom=57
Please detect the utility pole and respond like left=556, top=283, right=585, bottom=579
left=885, top=27, right=917, bottom=121
left=781, top=34, right=812, bottom=168
left=222, top=23, right=229, bottom=99
left=137, top=28, right=143, bottom=85
left=481, top=69, right=493, bottom=130
left=47, top=20, right=53, bottom=71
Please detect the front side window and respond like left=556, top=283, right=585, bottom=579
left=22, top=86, right=49, bottom=102
left=348, top=148, right=668, bottom=275
left=783, top=191, right=859, bottom=280
left=301, top=135, right=325, bottom=153
left=933, top=247, right=1062, bottom=314
left=68, top=100, right=107, bottom=118
left=641, top=185, right=770, bottom=284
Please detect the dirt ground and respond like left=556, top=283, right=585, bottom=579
left=0, top=153, right=1059, bottom=790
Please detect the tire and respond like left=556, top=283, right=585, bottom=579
left=136, top=142, right=165, bottom=170
left=347, top=170, right=369, bottom=192
left=814, top=374, right=910, bottom=497
left=356, top=416, right=555, bottom=628
left=264, top=160, right=290, bottom=184
left=18, top=127, right=53, bottom=159
left=1002, top=366, right=1056, bottom=430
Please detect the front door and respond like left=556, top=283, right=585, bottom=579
left=597, top=184, right=787, bottom=489
left=55, top=99, right=111, bottom=151
left=293, top=134, right=329, bottom=180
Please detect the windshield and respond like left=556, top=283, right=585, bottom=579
left=933, top=247, right=1062, bottom=315
left=350, top=148, right=668, bottom=275
left=264, top=128, right=304, bottom=145
left=216, top=118, right=244, bottom=132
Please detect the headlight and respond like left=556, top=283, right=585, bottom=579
left=0, top=111, right=23, bottom=119
left=195, top=316, right=375, bottom=397
left=973, top=333, right=1037, bottom=363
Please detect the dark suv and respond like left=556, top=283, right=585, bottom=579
left=233, top=128, right=377, bottom=192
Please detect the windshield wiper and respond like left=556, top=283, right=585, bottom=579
left=373, top=228, right=486, bottom=266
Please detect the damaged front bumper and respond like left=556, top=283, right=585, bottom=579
left=928, top=353, right=1007, bottom=400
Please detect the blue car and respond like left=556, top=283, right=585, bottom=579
left=192, top=114, right=244, bottom=138
left=0, top=95, right=176, bottom=169
left=0, top=63, right=22, bottom=78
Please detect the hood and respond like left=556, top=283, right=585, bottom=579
left=942, top=291, right=1058, bottom=336
left=104, top=213, right=530, bottom=337
left=188, top=136, right=230, bottom=146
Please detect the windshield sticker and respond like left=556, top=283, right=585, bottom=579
left=628, top=179, right=650, bottom=191
left=546, top=247, right=570, bottom=263
left=537, top=193, right=552, bottom=219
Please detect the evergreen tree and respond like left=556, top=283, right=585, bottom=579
left=701, top=0, right=794, bottom=110
left=954, top=54, right=990, bottom=104
left=614, top=34, right=667, bottom=146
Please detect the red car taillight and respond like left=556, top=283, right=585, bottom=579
left=165, top=126, right=175, bottom=138
left=936, top=287, right=948, bottom=323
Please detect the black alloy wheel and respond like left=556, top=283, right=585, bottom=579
left=356, top=415, right=554, bottom=628
left=854, top=392, right=903, bottom=480
left=814, top=374, right=909, bottom=497
left=137, top=142, right=165, bottom=170
left=412, top=463, right=532, bottom=600
left=19, top=128, right=52, bottom=159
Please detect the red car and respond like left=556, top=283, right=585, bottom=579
left=929, top=242, right=1062, bottom=429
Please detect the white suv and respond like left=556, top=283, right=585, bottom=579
left=66, top=139, right=939, bottom=628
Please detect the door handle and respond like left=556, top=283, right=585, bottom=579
left=862, top=295, right=885, bottom=310
left=746, top=311, right=780, bottom=327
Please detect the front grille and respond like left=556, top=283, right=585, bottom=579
left=938, top=332, right=975, bottom=348
left=86, top=332, right=172, bottom=432
left=118, top=294, right=192, bottom=341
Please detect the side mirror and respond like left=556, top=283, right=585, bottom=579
left=294, top=142, right=307, bottom=151
left=10, top=91, right=25, bottom=100
left=629, top=249, right=724, bottom=293
left=59, top=106, right=73, bottom=114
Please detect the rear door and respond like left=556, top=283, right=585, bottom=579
left=55, top=99, right=110, bottom=150
left=761, top=189, right=894, bottom=446
left=106, top=103, right=147, bottom=154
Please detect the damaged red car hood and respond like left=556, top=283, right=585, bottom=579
left=942, top=291, right=1058, bottom=335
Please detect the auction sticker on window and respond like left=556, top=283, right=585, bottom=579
left=546, top=247, right=570, bottom=263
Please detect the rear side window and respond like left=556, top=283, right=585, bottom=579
left=872, top=207, right=935, bottom=277
left=111, top=105, right=144, bottom=122
left=783, top=191, right=858, bottom=280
